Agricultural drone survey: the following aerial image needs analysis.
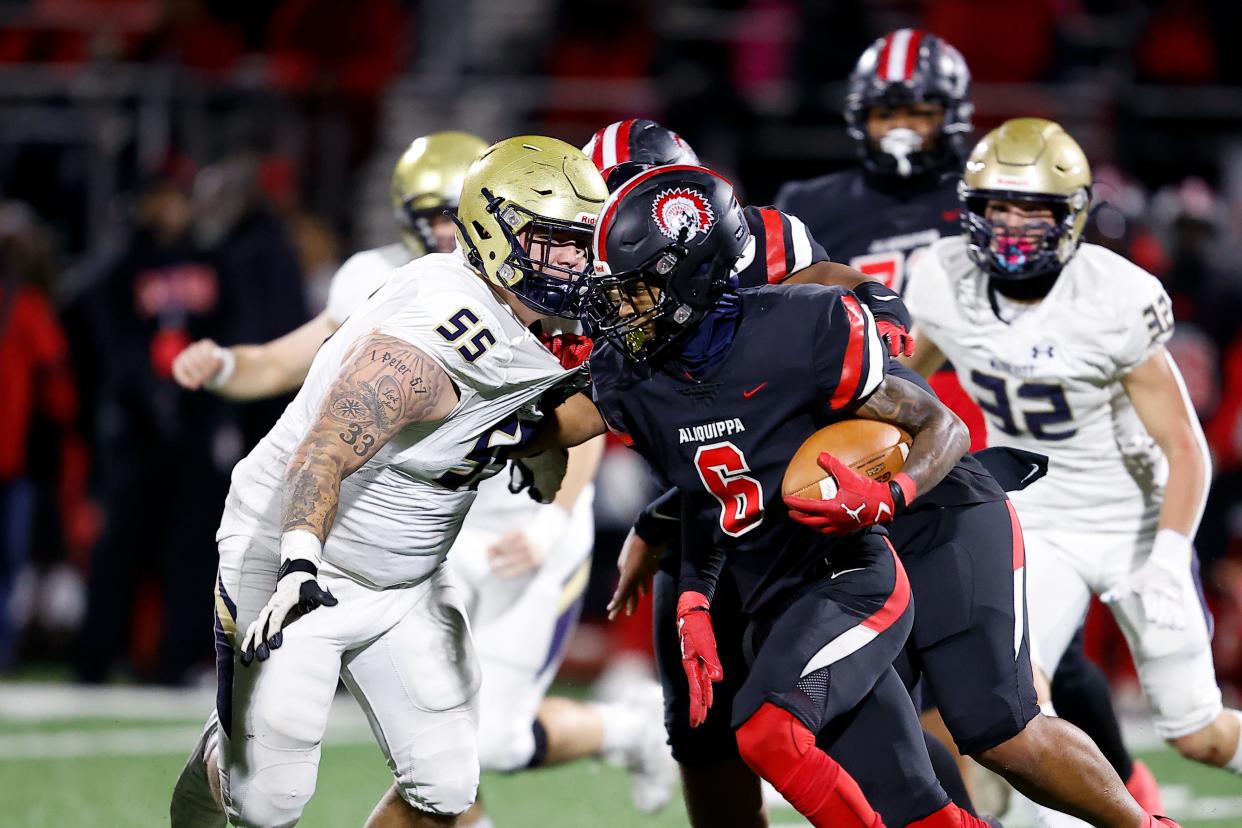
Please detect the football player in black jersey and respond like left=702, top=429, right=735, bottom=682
left=595, top=166, right=1177, bottom=828
left=774, top=28, right=1160, bottom=814
left=580, top=164, right=997, bottom=828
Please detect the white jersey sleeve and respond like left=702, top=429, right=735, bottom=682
left=1106, top=258, right=1174, bottom=376
left=326, top=243, right=411, bottom=325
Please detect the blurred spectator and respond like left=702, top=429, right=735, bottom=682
left=132, top=0, right=246, bottom=76
left=71, top=153, right=306, bottom=684
left=924, top=0, right=1058, bottom=82
left=0, top=202, right=89, bottom=669
left=1134, top=0, right=1217, bottom=85
left=264, top=0, right=407, bottom=97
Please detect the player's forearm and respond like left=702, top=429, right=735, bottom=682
left=216, top=313, right=336, bottom=400
left=281, top=434, right=348, bottom=543
left=215, top=344, right=299, bottom=400
left=857, top=375, right=968, bottom=501
left=280, top=333, right=459, bottom=543
left=525, top=392, right=608, bottom=453
left=552, top=435, right=605, bottom=512
left=1124, top=349, right=1212, bottom=538
left=1159, top=436, right=1210, bottom=537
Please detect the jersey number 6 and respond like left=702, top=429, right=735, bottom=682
left=694, top=442, right=764, bottom=537
left=436, top=308, right=497, bottom=363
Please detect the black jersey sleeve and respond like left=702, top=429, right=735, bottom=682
left=738, top=206, right=829, bottom=287
left=633, top=486, right=683, bottom=546
left=812, top=289, right=889, bottom=411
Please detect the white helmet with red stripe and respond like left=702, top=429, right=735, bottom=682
left=583, top=119, right=700, bottom=181
left=844, top=29, right=972, bottom=180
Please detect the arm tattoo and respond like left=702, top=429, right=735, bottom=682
left=855, top=374, right=968, bottom=497
left=281, top=334, right=457, bottom=542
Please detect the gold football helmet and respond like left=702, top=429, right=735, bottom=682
left=455, top=135, right=607, bottom=317
left=392, top=131, right=489, bottom=256
left=959, top=117, right=1091, bottom=282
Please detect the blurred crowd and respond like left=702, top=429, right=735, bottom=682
left=1, top=0, right=1242, bottom=705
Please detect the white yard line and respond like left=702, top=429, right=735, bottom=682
left=0, top=682, right=216, bottom=722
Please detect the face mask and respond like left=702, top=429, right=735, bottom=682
left=878, top=128, right=924, bottom=178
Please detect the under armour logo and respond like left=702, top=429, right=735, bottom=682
left=842, top=502, right=866, bottom=523
left=1031, top=344, right=1055, bottom=359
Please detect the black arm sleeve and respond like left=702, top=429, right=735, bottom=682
left=633, top=487, right=683, bottom=545
left=677, top=498, right=727, bottom=602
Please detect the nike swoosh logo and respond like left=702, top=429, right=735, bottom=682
left=874, top=295, right=900, bottom=301
left=742, top=382, right=768, bottom=399
left=1019, top=463, right=1040, bottom=485
left=830, top=567, right=865, bottom=579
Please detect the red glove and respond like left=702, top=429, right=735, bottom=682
left=784, top=452, right=917, bottom=535
left=539, top=331, right=594, bottom=369
left=676, top=591, right=723, bottom=728
left=876, top=319, right=916, bottom=358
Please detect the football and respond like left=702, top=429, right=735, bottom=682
left=782, top=419, right=913, bottom=500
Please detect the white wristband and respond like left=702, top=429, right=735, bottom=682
left=280, top=529, right=324, bottom=568
left=204, top=346, right=237, bottom=391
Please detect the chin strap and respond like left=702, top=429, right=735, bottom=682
left=988, top=268, right=1062, bottom=302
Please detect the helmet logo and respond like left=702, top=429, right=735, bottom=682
left=652, top=188, right=714, bottom=241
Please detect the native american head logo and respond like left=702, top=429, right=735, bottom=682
left=652, top=188, right=715, bottom=241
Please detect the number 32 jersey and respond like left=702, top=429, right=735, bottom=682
left=219, top=251, right=577, bottom=587
left=905, top=237, right=1174, bottom=536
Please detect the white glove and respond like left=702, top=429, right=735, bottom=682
left=1101, top=529, right=1192, bottom=632
left=509, top=448, right=569, bottom=504
left=240, top=531, right=338, bottom=665
left=487, top=504, right=571, bottom=578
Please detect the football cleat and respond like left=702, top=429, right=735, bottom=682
left=169, top=710, right=226, bottom=828
left=618, top=683, right=678, bottom=814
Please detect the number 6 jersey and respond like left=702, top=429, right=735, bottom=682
left=590, top=283, right=889, bottom=615
left=218, top=251, right=579, bottom=588
left=905, top=236, right=1174, bottom=536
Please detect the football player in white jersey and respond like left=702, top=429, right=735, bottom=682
left=170, top=134, right=672, bottom=828
left=166, top=135, right=609, bottom=828
left=905, top=118, right=1242, bottom=780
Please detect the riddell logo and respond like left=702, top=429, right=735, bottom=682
left=576, top=212, right=598, bottom=226
left=653, top=188, right=715, bottom=240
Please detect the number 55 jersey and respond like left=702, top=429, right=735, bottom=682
left=905, top=236, right=1175, bottom=537
left=218, top=251, right=578, bottom=588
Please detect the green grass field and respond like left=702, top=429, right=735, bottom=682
left=1, top=683, right=1239, bottom=827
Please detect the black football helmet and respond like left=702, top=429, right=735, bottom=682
left=583, top=119, right=700, bottom=182
left=584, top=165, right=749, bottom=364
left=844, top=29, right=973, bottom=180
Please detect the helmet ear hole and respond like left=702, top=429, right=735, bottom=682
left=472, top=220, right=491, bottom=240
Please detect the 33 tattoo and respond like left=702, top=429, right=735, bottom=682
left=280, top=334, right=457, bottom=542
